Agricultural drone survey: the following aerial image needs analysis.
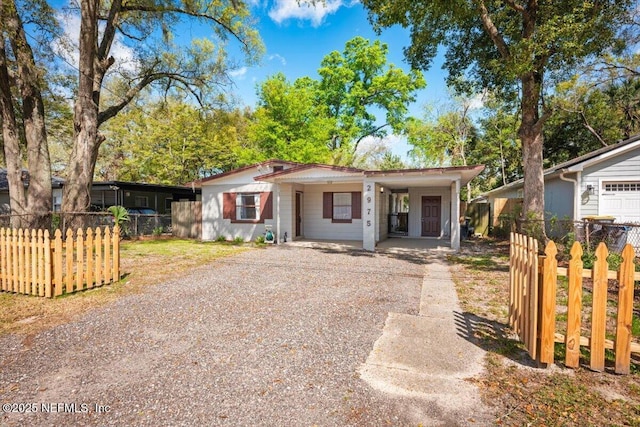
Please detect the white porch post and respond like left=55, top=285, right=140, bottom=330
left=363, top=179, right=376, bottom=251
left=276, top=183, right=281, bottom=245
left=451, top=179, right=461, bottom=251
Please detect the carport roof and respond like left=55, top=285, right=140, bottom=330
left=198, top=160, right=485, bottom=188
left=256, top=162, right=485, bottom=188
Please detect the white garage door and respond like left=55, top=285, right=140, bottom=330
left=599, top=181, right=640, bottom=251
left=599, top=181, right=640, bottom=223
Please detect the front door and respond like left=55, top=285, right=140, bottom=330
left=295, top=192, right=302, bottom=237
left=421, top=196, right=441, bottom=237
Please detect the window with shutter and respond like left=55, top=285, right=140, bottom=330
left=322, top=191, right=362, bottom=223
left=224, top=192, right=273, bottom=223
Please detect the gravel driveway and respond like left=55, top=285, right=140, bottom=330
left=0, top=244, right=440, bottom=426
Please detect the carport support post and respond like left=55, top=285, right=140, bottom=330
left=451, top=179, right=461, bottom=251
left=363, top=179, right=376, bottom=251
left=276, top=184, right=281, bottom=244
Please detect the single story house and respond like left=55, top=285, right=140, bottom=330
left=0, top=168, right=65, bottom=213
left=0, top=169, right=200, bottom=215
left=200, top=160, right=484, bottom=251
left=479, top=134, right=640, bottom=238
left=90, top=181, right=200, bottom=214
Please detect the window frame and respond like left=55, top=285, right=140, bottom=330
left=323, top=191, right=362, bottom=223
left=223, top=191, right=273, bottom=224
left=236, top=193, right=261, bottom=221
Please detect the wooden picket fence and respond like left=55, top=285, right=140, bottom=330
left=0, top=226, right=120, bottom=298
left=509, top=232, right=640, bottom=374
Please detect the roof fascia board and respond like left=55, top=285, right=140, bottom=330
left=566, top=139, right=640, bottom=172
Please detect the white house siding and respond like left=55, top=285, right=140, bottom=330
left=407, top=187, right=451, bottom=238
left=302, top=183, right=363, bottom=241
left=580, top=147, right=640, bottom=219
left=276, top=183, right=294, bottom=242
left=201, top=182, right=277, bottom=242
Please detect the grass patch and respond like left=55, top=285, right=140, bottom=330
left=452, top=238, right=640, bottom=426
left=0, top=238, right=254, bottom=336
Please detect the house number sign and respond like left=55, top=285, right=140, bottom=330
left=366, top=184, right=372, bottom=227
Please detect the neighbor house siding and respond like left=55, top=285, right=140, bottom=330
left=303, top=184, right=363, bottom=241
left=544, top=177, right=574, bottom=220
left=580, top=147, right=640, bottom=218
left=407, top=187, right=451, bottom=238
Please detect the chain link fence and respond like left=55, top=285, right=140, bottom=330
left=0, top=212, right=172, bottom=238
left=492, top=216, right=640, bottom=255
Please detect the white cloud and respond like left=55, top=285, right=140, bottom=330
left=268, top=53, right=287, bottom=66
left=268, top=0, right=346, bottom=27
left=229, top=67, right=249, bottom=78
left=465, top=92, right=486, bottom=111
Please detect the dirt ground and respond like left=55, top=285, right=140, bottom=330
left=450, top=238, right=640, bottom=426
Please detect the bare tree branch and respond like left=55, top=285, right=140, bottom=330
left=120, top=4, right=248, bottom=49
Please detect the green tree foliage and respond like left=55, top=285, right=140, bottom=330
left=98, top=99, right=248, bottom=184
left=361, top=0, right=635, bottom=225
left=544, top=76, right=640, bottom=165
left=248, top=37, right=425, bottom=166
left=406, top=95, right=481, bottom=200
left=473, top=96, right=522, bottom=192
left=318, top=36, right=425, bottom=164
left=244, top=74, right=332, bottom=164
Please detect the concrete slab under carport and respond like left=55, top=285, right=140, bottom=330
left=284, top=237, right=453, bottom=254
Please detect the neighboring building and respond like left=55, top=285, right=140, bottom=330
left=200, top=160, right=484, bottom=251
left=90, top=181, right=200, bottom=214
left=0, top=169, right=200, bottom=215
left=480, top=134, right=640, bottom=225
left=0, top=169, right=65, bottom=213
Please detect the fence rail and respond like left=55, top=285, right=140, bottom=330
left=0, top=226, right=120, bottom=298
left=509, top=232, right=640, bottom=374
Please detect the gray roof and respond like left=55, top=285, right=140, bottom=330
left=481, top=133, right=640, bottom=197
left=0, top=168, right=65, bottom=191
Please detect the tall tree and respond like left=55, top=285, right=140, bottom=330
left=317, top=36, right=425, bottom=165
left=406, top=99, right=478, bottom=200
left=245, top=73, right=332, bottom=164
left=0, top=0, right=55, bottom=228
left=98, top=99, right=249, bottom=183
left=361, top=0, right=635, bottom=228
left=544, top=76, right=640, bottom=165
left=247, top=37, right=425, bottom=166
left=474, top=95, right=522, bottom=191
left=62, top=0, right=263, bottom=217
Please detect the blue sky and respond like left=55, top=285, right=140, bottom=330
left=230, top=1, right=450, bottom=114
left=223, top=0, right=453, bottom=160
left=51, top=0, right=455, bottom=161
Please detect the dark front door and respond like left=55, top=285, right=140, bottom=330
left=421, top=196, right=441, bottom=237
left=295, top=192, right=302, bottom=237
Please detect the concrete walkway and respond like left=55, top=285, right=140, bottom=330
left=359, top=255, right=494, bottom=425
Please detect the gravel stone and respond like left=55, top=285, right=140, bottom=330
left=0, top=245, right=453, bottom=426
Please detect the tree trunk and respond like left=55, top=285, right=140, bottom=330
left=1, top=0, right=52, bottom=230
left=62, top=0, right=100, bottom=221
left=0, top=39, right=28, bottom=229
left=518, top=71, right=545, bottom=238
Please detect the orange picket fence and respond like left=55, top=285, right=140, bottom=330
left=0, top=226, right=120, bottom=298
left=509, top=232, right=640, bottom=374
